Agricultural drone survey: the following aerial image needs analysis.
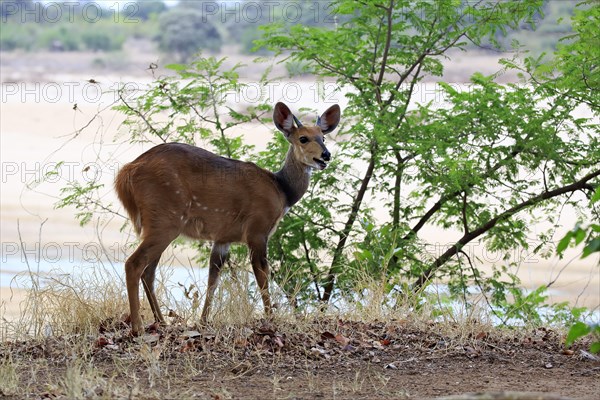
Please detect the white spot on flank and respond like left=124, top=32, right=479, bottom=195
left=202, top=206, right=208, bottom=210
left=175, top=191, right=180, bottom=194
left=196, top=202, right=202, bottom=207
left=192, top=195, right=197, bottom=200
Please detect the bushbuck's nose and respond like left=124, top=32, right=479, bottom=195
left=322, top=149, right=331, bottom=161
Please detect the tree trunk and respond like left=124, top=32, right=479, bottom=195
left=321, top=149, right=377, bottom=302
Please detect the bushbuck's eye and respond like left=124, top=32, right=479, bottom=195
left=299, top=136, right=309, bottom=144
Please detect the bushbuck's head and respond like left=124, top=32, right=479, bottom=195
left=273, top=102, right=341, bottom=170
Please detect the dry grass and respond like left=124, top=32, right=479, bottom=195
left=0, top=353, right=19, bottom=396
left=3, top=266, right=129, bottom=339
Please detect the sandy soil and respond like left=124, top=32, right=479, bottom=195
left=1, top=319, right=599, bottom=399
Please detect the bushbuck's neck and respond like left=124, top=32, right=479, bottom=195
left=274, top=146, right=312, bottom=207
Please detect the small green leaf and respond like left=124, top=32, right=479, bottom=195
left=591, top=187, right=600, bottom=204
left=359, top=250, right=373, bottom=261
left=574, top=227, right=586, bottom=245
left=565, top=322, right=591, bottom=347
left=165, top=63, right=187, bottom=71
left=590, top=342, right=600, bottom=354
left=556, top=231, right=573, bottom=255
left=582, top=238, right=600, bottom=258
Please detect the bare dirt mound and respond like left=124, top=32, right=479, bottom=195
left=1, top=318, right=598, bottom=399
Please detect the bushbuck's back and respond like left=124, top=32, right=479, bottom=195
left=115, top=143, right=286, bottom=244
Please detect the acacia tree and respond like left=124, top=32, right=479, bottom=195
left=259, top=0, right=599, bottom=307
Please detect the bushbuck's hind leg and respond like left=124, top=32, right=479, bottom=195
left=249, top=240, right=272, bottom=317
left=125, top=234, right=175, bottom=335
left=200, top=243, right=230, bottom=323
left=141, top=258, right=165, bottom=326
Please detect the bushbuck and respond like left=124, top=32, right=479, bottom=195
left=115, top=102, right=341, bottom=335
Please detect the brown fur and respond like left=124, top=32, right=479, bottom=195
left=114, top=163, right=143, bottom=236
left=116, top=144, right=284, bottom=242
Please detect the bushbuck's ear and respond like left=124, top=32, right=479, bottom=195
left=317, top=104, right=341, bottom=134
left=273, top=102, right=295, bottom=137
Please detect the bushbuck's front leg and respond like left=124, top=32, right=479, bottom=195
left=200, top=243, right=230, bottom=323
left=250, top=240, right=272, bottom=317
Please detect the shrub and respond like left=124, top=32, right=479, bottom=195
left=38, top=26, right=80, bottom=51
left=81, top=31, right=124, bottom=51
left=0, top=23, right=37, bottom=51
left=157, top=8, right=222, bottom=61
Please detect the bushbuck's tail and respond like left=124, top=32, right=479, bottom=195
left=115, top=163, right=142, bottom=236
